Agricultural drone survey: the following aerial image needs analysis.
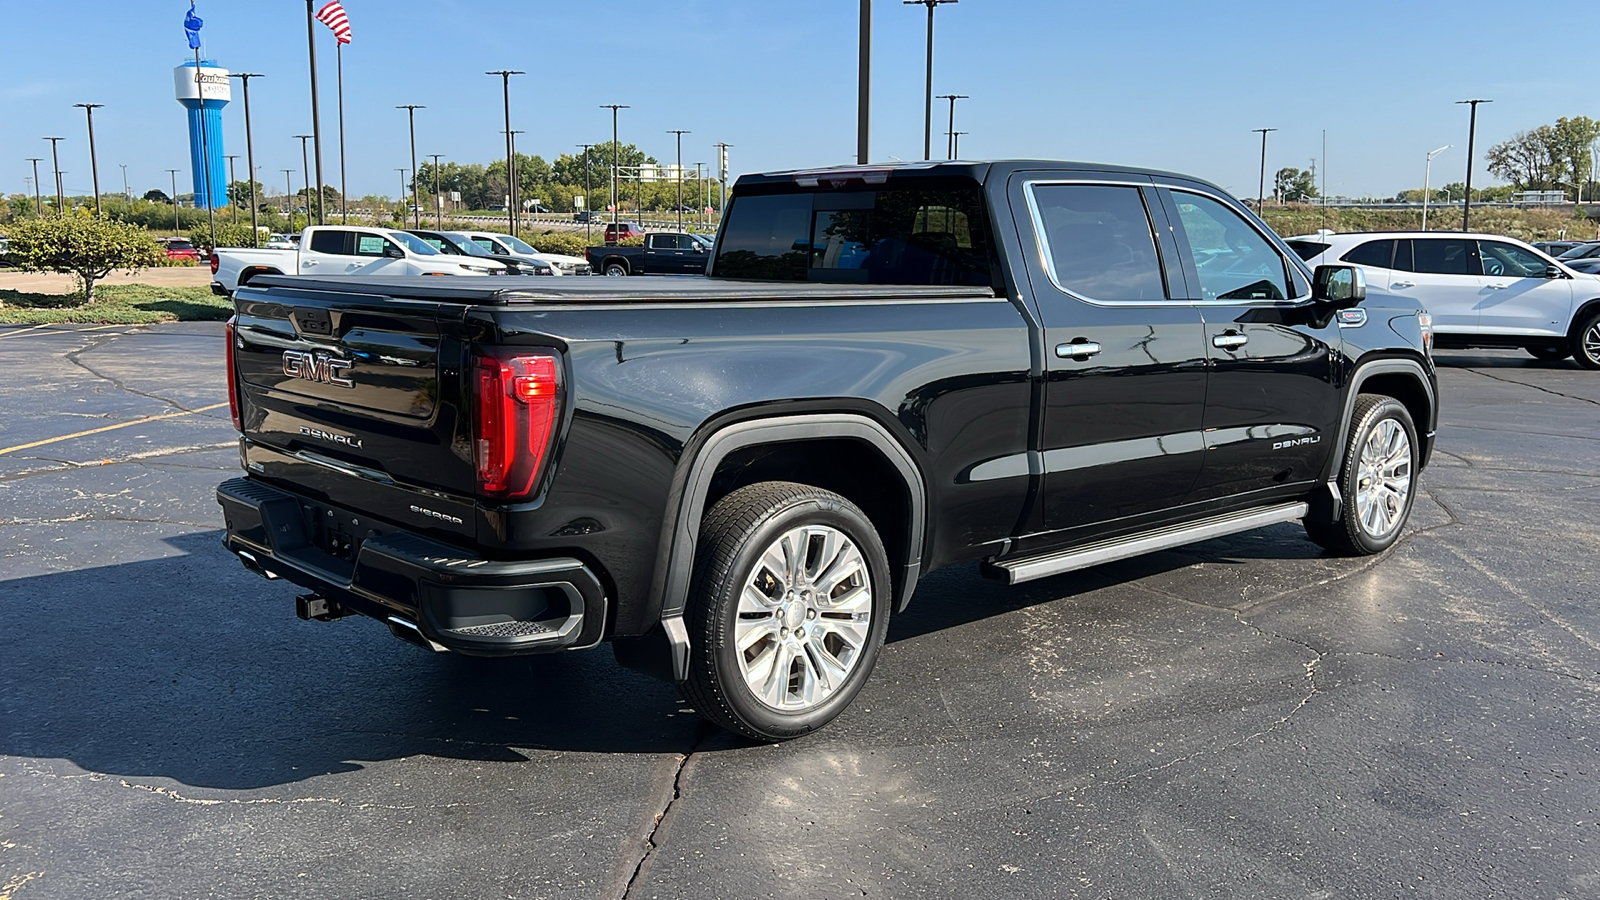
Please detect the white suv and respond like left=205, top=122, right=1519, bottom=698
left=1287, top=231, right=1600, bottom=367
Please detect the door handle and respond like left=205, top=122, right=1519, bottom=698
left=1055, top=340, right=1102, bottom=359
left=1391, top=280, right=1415, bottom=288
left=1212, top=333, right=1248, bottom=350
left=302, top=259, right=317, bottom=267
left=1485, top=283, right=1508, bottom=290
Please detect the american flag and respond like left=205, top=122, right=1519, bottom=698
left=315, top=1, right=352, bottom=44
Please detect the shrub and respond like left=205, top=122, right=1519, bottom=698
left=7, top=210, right=165, bottom=301
left=517, top=229, right=591, bottom=256
left=188, top=223, right=258, bottom=251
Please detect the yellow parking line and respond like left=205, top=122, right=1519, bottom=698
left=80, top=323, right=134, bottom=331
left=0, top=324, right=55, bottom=340
left=0, top=402, right=230, bottom=456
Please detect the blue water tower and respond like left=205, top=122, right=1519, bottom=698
left=173, top=60, right=229, bottom=209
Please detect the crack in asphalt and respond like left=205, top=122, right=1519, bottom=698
left=0, top=514, right=216, bottom=529
left=0, top=442, right=235, bottom=483
left=63, top=334, right=203, bottom=415
left=1459, top=366, right=1600, bottom=407
left=619, top=723, right=712, bottom=900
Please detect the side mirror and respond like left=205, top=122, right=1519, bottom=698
left=1313, top=264, right=1366, bottom=308
left=1545, top=264, right=1565, bottom=279
left=384, top=245, right=405, bottom=259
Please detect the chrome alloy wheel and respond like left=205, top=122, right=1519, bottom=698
left=734, top=525, right=873, bottom=712
left=1355, top=418, right=1413, bottom=539
left=1584, top=320, right=1600, bottom=364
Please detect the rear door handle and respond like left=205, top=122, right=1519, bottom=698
left=1055, top=340, right=1102, bottom=359
left=1212, top=333, right=1248, bottom=350
left=1392, top=280, right=1415, bottom=288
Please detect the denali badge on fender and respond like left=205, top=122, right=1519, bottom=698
left=1273, top=436, right=1321, bottom=450
left=283, top=349, right=353, bottom=387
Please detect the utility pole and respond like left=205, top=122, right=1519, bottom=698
left=281, top=169, right=294, bottom=218
left=397, top=105, right=424, bottom=228
left=74, top=104, right=104, bottom=216
left=904, top=0, right=957, bottom=161
left=294, top=134, right=313, bottom=223
left=43, top=137, right=65, bottom=215
left=1252, top=128, right=1277, bottom=214
left=600, top=104, right=629, bottom=227
left=428, top=153, right=444, bottom=227
left=1457, top=99, right=1492, bottom=231
left=167, top=168, right=181, bottom=234
left=230, top=73, right=264, bottom=246
left=302, top=0, right=325, bottom=224
left=858, top=0, right=871, bottom=165
left=226, top=154, right=240, bottom=224
left=119, top=164, right=129, bottom=203
left=936, top=94, right=967, bottom=159
left=486, top=71, right=524, bottom=236
left=26, top=159, right=43, bottom=216
left=668, top=129, right=690, bottom=232
left=714, top=142, right=732, bottom=216
left=577, top=143, right=595, bottom=243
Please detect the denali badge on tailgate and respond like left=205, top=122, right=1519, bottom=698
left=283, top=350, right=353, bottom=387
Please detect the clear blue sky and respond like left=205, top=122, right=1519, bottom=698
left=1, top=1, right=1580, bottom=202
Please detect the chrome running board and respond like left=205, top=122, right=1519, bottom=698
left=987, top=502, right=1310, bottom=585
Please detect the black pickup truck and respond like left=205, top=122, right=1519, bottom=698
left=586, top=231, right=713, bottom=276
left=217, top=160, right=1437, bottom=741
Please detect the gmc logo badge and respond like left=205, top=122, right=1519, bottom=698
left=283, top=350, right=353, bottom=388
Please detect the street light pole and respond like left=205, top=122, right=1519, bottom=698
left=225, top=154, right=240, bottom=225
left=428, top=153, right=444, bottom=227
left=506, top=130, right=525, bottom=231
left=396, top=168, right=407, bottom=221
left=936, top=94, right=967, bottom=159
left=714, top=142, right=732, bottom=216
left=281, top=169, right=294, bottom=218
left=952, top=131, right=968, bottom=158
left=577, top=143, right=595, bottom=243
left=397, top=105, right=424, bottom=229
left=486, top=71, right=524, bottom=236
left=167, top=168, right=181, bottom=234
left=294, top=134, right=313, bottom=224
left=600, top=104, right=629, bottom=228
left=230, top=73, right=263, bottom=246
left=74, top=104, right=104, bottom=216
left=1457, top=99, right=1492, bottom=231
left=26, top=159, right=43, bottom=216
left=904, top=0, right=957, bottom=162
left=668, top=129, right=690, bottom=232
left=1252, top=127, right=1278, bottom=214
left=858, top=0, right=871, bottom=165
left=1422, top=144, right=1450, bottom=232
left=43, top=137, right=65, bottom=215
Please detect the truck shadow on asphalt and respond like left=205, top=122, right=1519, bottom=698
left=1, top=525, right=1340, bottom=790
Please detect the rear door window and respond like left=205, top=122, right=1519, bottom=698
left=1028, top=184, right=1167, bottom=301
left=1412, top=239, right=1474, bottom=275
left=307, top=230, right=349, bottom=255
left=1339, top=239, right=1395, bottom=268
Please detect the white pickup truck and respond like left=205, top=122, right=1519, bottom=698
left=209, top=225, right=514, bottom=295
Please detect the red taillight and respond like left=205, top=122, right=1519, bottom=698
left=210, top=253, right=220, bottom=275
left=474, top=350, right=561, bottom=499
left=225, top=317, right=241, bottom=431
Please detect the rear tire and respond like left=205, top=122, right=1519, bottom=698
left=1572, top=310, right=1600, bottom=370
left=1305, top=394, right=1419, bottom=556
left=604, top=261, right=628, bottom=277
left=1526, top=345, right=1570, bottom=362
left=679, top=482, right=891, bottom=742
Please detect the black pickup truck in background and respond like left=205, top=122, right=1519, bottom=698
left=218, top=160, right=1437, bottom=741
left=586, top=231, right=713, bottom=276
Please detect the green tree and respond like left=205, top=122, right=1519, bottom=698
left=1487, top=125, right=1560, bottom=190
left=1274, top=167, right=1318, bottom=203
left=227, top=180, right=265, bottom=207
left=7, top=209, right=164, bottom=301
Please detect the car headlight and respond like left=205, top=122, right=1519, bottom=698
left=461, top=263, right=503, bottom=274
left=532, top=265, right=553, bottom=276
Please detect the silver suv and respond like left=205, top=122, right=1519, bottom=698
left=1287, top=231, right=1600, bottom=367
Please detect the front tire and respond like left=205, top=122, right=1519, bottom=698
left=1305, top=394, right=1419, bottom=556
left=679, top=482, right=892, bottom=742
left=1572, top=311, right=1600, bottom=370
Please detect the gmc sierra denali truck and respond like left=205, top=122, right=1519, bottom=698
left=217, top=160, right=1438, bottom=741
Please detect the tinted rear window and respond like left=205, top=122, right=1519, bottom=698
left=1286, top=240, right=1330, bottom=261
left=308, top=230, right=347, bottom=255
left=1413, top=238, right=1473, bottom=275
left=1340, top=239, right=1394, bottom=268
left=714, top=183, right=995, bottom=286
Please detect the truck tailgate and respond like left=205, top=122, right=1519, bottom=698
left=231, top=282, right=478, bottom=544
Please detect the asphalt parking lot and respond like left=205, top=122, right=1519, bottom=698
left=1, top=323, right=1597, bottom=899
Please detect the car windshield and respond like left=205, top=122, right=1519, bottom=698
left=435, top=233, right=496, bottom=258
left=386, top=231, right=440, bottom=255
left=498, top=234, right=542, bottom=255
left=1558, top=242, right=1600, bottom=260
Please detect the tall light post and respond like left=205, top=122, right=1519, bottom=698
left=395, top=105, right=424, bottom=229
left=1422, top=144, right=1450, bottom=232
left=577, top=143, right=595, bottom=243
left=505, top=130, right=525, bottom=230
left=952, top=131, right=968, bottom=158
left=166, top=168, right=181, bottom=234
left=601, top=104, right=629, bottom=227
left=668, top=129, right=690, bottom=232
left=294, top=134, right=314, bottom=221
left=428, top=153, right=444, bottom=227
left=302, top=0, right=326, bottom=225
left=1252, top=127, right=1277, bottom=214
left=281, top=169, right=294, bottom=218
left=936, top=94, right=967, bottom=159
left=695, top=162, right=705, bottom=228
left=395, top=168, right=408, bottom=221
left=904, top=0, right=957, bottom=161
left=74, top=104, right=104, bottom=216
left=1457, top=99, right=1492, bottom=231
left=714, top=142, right=732, bottom=216
left=225, top=154, right=240, bottom=225
left=119, top=163, right=129, bottom=203
left=43, top=137, right=65, bottom=215
left=858, top=0, right=871, bottom=165
left=230, top=73, right=264, bottom=246
left=26, top=158, right=43, bottom=216
left=486, top=71, right=524, bottom=236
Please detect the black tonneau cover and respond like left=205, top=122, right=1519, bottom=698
left=244, top=274, right=995, bottom=306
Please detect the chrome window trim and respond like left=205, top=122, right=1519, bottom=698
left=1022, top=178, right=1179, bottom=308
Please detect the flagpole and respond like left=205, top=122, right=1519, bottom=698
left=337, top=40, right=347, bottom=223
left=305, top=0, right=326, bottom=225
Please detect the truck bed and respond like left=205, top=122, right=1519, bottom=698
left=244, top=274, right=996, bottom=305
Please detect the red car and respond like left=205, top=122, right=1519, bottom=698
left=160, top=238, right=200, bottom=263
left=603, top=222, right=644, bottom=244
